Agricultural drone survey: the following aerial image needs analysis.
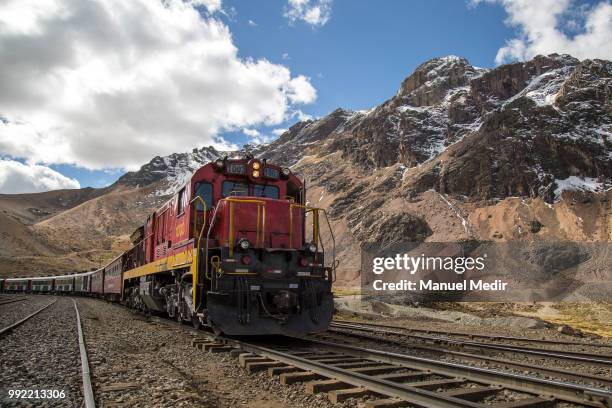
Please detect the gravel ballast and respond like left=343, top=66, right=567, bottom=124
left=0, top=296, right=83, bottom=408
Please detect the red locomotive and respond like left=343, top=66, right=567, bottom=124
left=123, top=156, right=337, bottom=335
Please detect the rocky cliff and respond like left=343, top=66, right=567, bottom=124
left=266, top=54, right=611, bottom=292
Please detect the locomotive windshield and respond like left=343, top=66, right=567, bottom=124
left=222, top=181, right=248, bottom=197
left=221, top=181, right=279, bottom=199
left=252, top=184, right=279, bottom=198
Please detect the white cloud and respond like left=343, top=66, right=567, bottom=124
left=291, top=110, right=313, bottom=122
left=285, top=75, right=317, bottom=104
left=248, top=19, right=257, bottom=26
left=284, top=0, right=332, bottom=27
left=242, top=128, right=271, bottom=145
left=473, top=0, right=612, bottom=64
left=190, top=0, right=223, bottom=13
left=242, top=128, right=260, bottom=137
left=272, top=128, right=288, bottom=136
left=0, top=159, right=80, bottom=193
left=282, top=52, right=291, bottom=60
left=0, top=0, right=317, bottom=171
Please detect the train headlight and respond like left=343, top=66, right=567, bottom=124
left=307, top=242, right=317, bottom=253
left=214, top=159, right=224, bottom=169
left=281, top=167, right=291, bottom=177
left=252, top=161, right=261, bottom=170
left=252, top=170, right=260, bottom=178
left=238, top=238, right=250, bottom=250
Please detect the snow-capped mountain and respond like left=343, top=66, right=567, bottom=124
left=261, top=54, right=610, bottom=202
left=115, top=146, right=226, bottom=195
left=114, top=53, right=610, bottom=204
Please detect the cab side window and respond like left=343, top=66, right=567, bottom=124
left=177, top=188, right=186, bottom=215
left=195, top=182, right=213, bottom=210
left=287, top=181, right=302, bottom=203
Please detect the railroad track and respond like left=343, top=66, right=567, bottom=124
left=330, top=321, right=612, bottom=367
left=0, top=299, right=56, bottom=336
left=0, top=297, right=28, bottom=306
left=334, top=319, right=612, bottom=349
left=73, top=299, right=95, bottom=408
left=321, top=324, right=612, bottom=389
left=0, top=298, right=95, bottom=408
left=144, top=315, right=612, bottom=408
left=190, top=334, right=612, bottom=408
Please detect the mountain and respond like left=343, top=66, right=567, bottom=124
left=1, top=54, right=610, bottom=290
left=116, top=146, right=224, bottom=194
left=265, top=54, right=611, bottom=291
left=269, top=54, right=610, bottom=202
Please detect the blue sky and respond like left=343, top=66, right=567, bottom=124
left=107, top=0, right=512, bottom=188
left=0, top=0, right=609, bottom=192
left=224, top=1, right=509, bottom=118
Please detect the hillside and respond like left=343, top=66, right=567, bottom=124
left=0, top=147, right=226, bottom=276
left=1, top=54, right=610, bottom=291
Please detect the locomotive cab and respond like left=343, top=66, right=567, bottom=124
left=196, top=158, right=336, bottom=335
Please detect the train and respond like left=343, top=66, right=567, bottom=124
left=1, top=156, right=337, bottom=336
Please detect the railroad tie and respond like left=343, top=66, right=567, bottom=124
left=441, top=386, right=501, bottom=402
left=238, top=354, right=269, bottom=367
left=245, top=361, right=286, bottom=374
left=347, top=365, right=402, bottom=375
left=491, top=397, right=555, bottom=408
left=268, top=365, right=303, bottom=377
left=307, top=353, right=345, bottom=360
left=376, top=371, right=429, bottom=382
left=304, top=379, right=350, bottom=394
left=364, top=398, right=412, bottom=408
left=280, top=371, right=325, bottom=385
left=311, top=357, right=364, bottom=364
left=195, top=341, right=221, bottom=350
left=333, top=361, right=384, bottom=369
left=284, top=351, right=324, bottom=356
left=190, top=338, right=210, bottom=346
left=206, top=345, right=234, bottom=353
left=407, top=378, right=466, bottom=390
left=328, top=387, right=376, bottom=404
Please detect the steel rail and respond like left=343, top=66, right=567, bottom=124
left=0, top=299, right=56, bottom=336
left=0, top=297, right=27, bottom=306
left=304, top=337, right=611, bottom=407
left=73, top=299, right=96, bottom=408
left=334, top=319, right=612, bottom=349
left=331, top=322, right=612, bottom=366
left=325, top=327, right=612, bottom=388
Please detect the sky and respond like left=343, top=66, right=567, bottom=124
left=0, top=0, right=610, bottom=193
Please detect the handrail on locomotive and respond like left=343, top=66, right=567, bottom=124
left=196, top=195, right=337, bottom=309
left=189, top=195, right=207, bottom=311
